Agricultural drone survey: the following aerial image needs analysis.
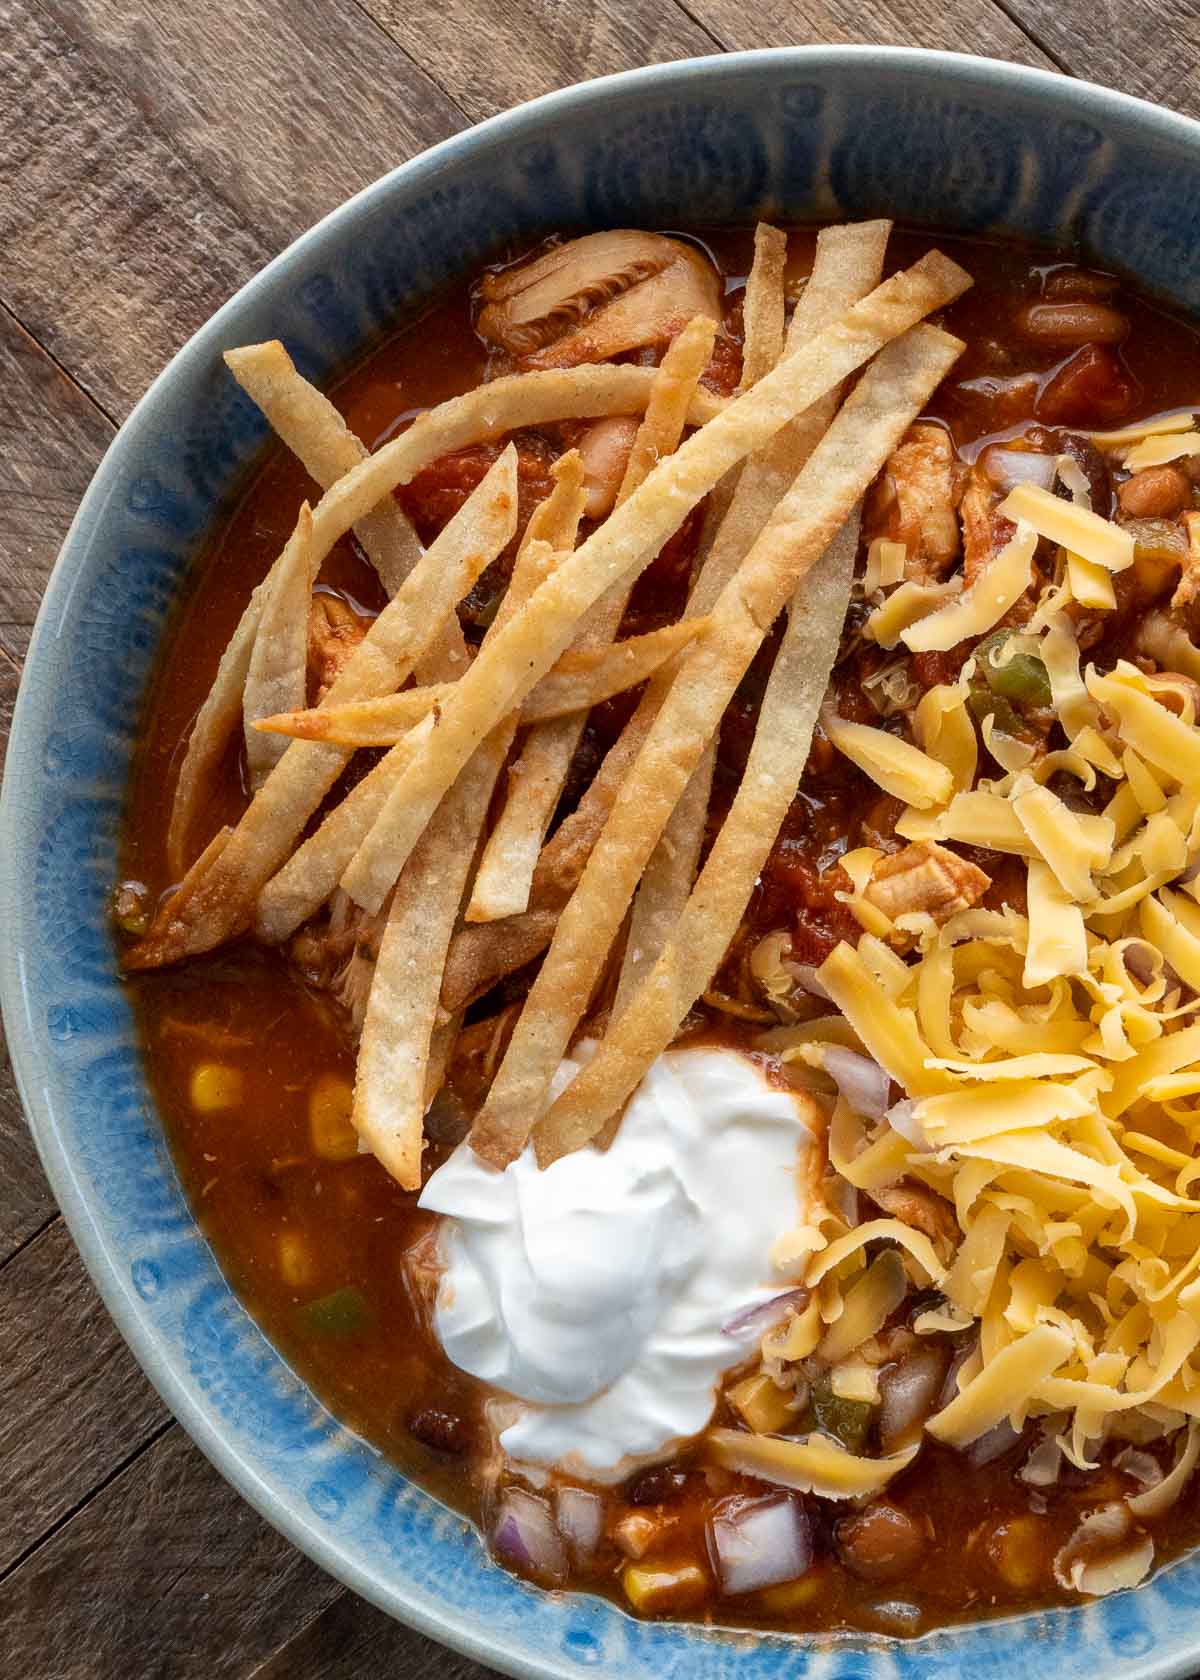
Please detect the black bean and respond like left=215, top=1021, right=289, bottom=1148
left=626, top=1466, right=687, bottom=1506
left=408, top=1407, right=473, bottom=1455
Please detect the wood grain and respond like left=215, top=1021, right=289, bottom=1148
left=1001, top=0, right=1199, bottom=114
left=0, top=1426, right=343, bottom=1679
left=249, top=1592, right=499, bottom=1680
left=0, top=1041, right=53, bottom=1265
left=679, top=0, right=1056, bottom=63
left=1, top=0, right=463, bottom=418
left=356, top=0, right=717, bottom=122
left=0, top=1221, right=167, bottom=1574
left=0, top=303, right=117, bottom=1262
left=0, top=303, right=114, bottom=663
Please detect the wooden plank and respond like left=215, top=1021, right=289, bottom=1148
left=0, top=1426, right=342, bottom=1677
left=0, top=303, right=114, bottom=663
left=1, top=0, right=463, bottom=418
left=0, top=306, right=117, bottom=1260
left=248, top=1591, right=501, bottom=1680
left=680, top=0, right=1054, bottom=64
left=355, top=0, right=718, bottom=121
left=0, top=1220, right=168, bottom=1573
left=1001, top=0, right=1200, bottom=116
left=0, top=1041, right=53, bottom=1265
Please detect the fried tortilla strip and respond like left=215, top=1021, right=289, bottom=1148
left=615, top=221, right=883, bottom=1008
left=260, top=457, right=586, bottom=941
left=472, top=323, right=966, bottom=1168
left=168, top=343, right=457, bottom=877
left=243, top=502, right=314, bottom=790
left=739, top=222, right=789, bottom=389
left=352, top=462, right=585, bottom=1188
left=224, top=340, right=425, bottom=595
left=436, top=234, right=897, bottom=1008
left=167, top=610, right=260, bottom=881
left=168, top=361, right=719, bottom=877
left=254, top=456, right=585, bottom=943
left=613, top=740, right=715, bottom=1019
left=465, top=315, right=718, bottom=922
left=225, top=340, right=469, bottom=693
left=541, top=514, right=862, bottom=1161
left=126, top=450, right=518, bottom=969
left=254, top=618, right=707, bottom=745
left=341, top=252, right=972, bottom=916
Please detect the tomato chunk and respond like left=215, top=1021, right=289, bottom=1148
left=1036, top=344, right=1138, bottom=426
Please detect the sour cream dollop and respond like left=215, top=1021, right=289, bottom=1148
left=418, top=1046, right=821, bottom=1479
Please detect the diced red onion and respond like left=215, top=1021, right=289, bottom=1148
left=1114, top=1447, right=1163, bottom=1491
left=555, top=1486, right=605, bottom=1561
left=822, top=1046, right=891, bottom=1121
left=722, top=1287, right=809, bottom=1339
left=878, top=1346, right=948, bottom=1453
left=964, top=1419, right=1021, bottom=1467
left=492, top=1488, right=567, bottom=1581
left=984, top=448, right=1058, bottom=494
left=885, top=1098, right=928, bottom=1149
left=710, top=1495, right=812, bottom=1595
left=1019, top=1435, right=1063, bottom=1488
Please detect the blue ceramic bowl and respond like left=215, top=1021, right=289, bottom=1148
left=7, top=46, right=1200, bottom=1680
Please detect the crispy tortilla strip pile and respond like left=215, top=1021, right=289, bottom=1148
left=130, top=223, right=971, bottom=1193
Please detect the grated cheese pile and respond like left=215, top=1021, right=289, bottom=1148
left=764, top=423, right=1200, bottom=1498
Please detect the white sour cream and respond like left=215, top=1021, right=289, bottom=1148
left=418, top=1046, right=821, bottom=1480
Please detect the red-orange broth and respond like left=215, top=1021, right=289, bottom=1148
left=121, top=226, right=1200, bottom=1635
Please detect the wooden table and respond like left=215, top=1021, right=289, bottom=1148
left=2, top=2, right=1198, bottom=1673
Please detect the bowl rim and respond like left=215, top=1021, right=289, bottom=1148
left=7, top=42, right=1200, bottom=1680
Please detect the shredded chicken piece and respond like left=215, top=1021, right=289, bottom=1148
left=613, top=1510, right=677, bottom=1559
left=958, top=466, right=1013, bottom=586
left=1169, top=511, right=1200, bottom=623
left=881, top=422, right=964, bottom=580
left=872, top=1180, right=961, bottom=1265
left=288, top=888, right=385, bottom=1036
left=308, top=594, right=368, bottom=704
left=864, top=841, right=990, bottom=926
left=476, top=231, right=721, bottom=368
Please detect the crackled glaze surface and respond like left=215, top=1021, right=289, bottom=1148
left=7, top=48, right=1200, bottom=1680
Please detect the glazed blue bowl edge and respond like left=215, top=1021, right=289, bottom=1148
left=6, top=46, right=1200, bottom=1680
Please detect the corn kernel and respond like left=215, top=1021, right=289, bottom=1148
left=987, top=1515, right=1044, bottom=1590
left=309, top=1074, right=358, bottom=1161
left=621, top=1560, right=709, bottom=1615
left=190, top=1061, right=243, bottom=1113
left=757, top=1571, right=825, bottom=1614
left=277, top=1230, right=313, bottom=1289
left=729, top=1371, right=794, bottom=1434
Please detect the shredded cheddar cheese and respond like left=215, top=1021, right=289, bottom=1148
left=998, top=482, right=1134, bottom=572
left=901, top=522, right=1038, bottom=653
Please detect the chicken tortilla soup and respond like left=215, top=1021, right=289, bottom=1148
left=119, top=221, right=1200, bottom=1633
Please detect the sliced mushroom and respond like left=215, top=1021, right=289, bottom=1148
left=477, top=231, right=721, bottom=368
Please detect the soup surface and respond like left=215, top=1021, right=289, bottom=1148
left=121, top=224, right=1200, bottom=1635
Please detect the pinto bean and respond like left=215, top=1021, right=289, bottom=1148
left=1015, top=300, right=1129, bottom=347
left=1043, top=268, right=1119, bottom=302
left=1118, top=464, right=1192, bottom=518
left=836, top=1502, right=927, bottom=1582
left=408, top=1407, right=473, bottom=1455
